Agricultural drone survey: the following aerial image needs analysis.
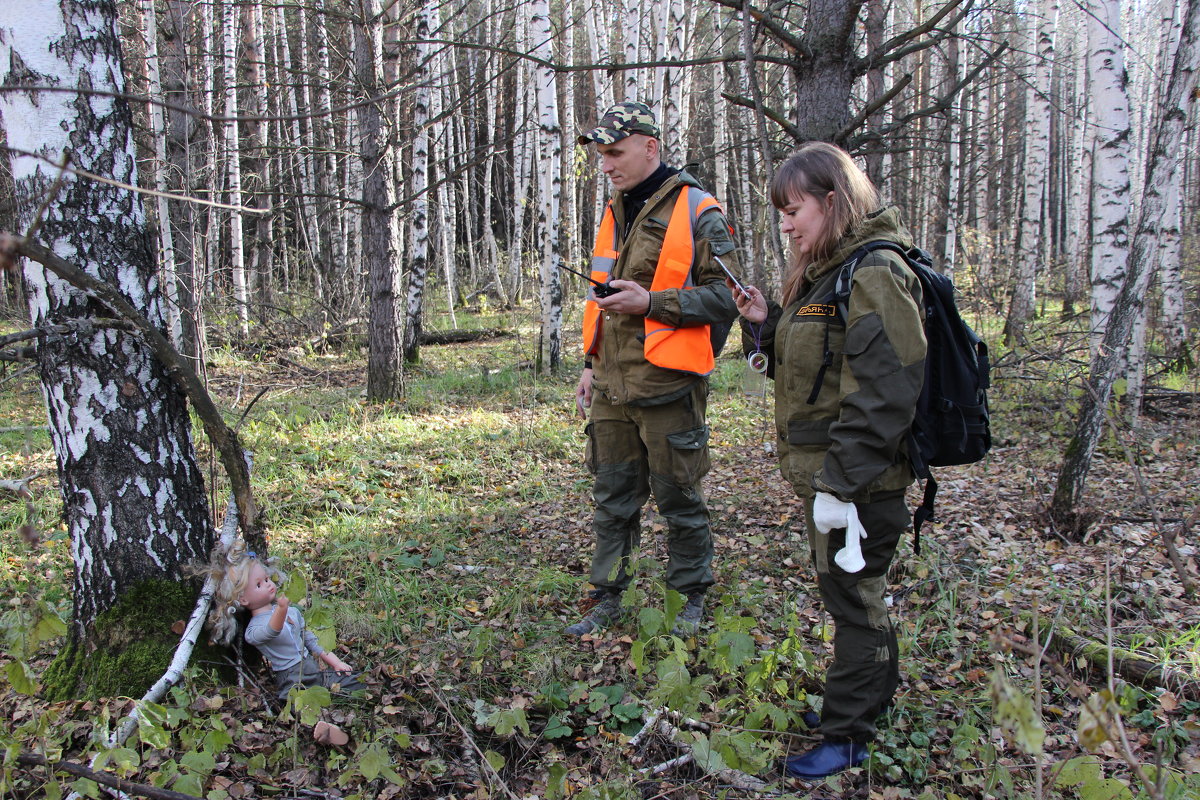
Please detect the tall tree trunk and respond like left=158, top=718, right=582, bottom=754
left=356, top=0, right=405, bottom=400
left=531, top=0, right=563, bottom=373
left=1087, top=0, right=1133, bottom=353
left=140, top=0, right=183, bottom=348
left=1004, top=0, right=1057, bottom=345
left=1051, top=0, right=1200, bottom=529
left=220, top=0, right=250, bottom=337
left=0, top=0, right=214, bottom=694
left=404, top=2, right=435, bottom=362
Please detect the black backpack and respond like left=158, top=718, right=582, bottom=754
left=826, top=241, right=991, bottom=552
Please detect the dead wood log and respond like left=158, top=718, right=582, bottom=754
left=1027, top=616, right=1200, bottom=700
left=419, top=328, right=510, bottom=345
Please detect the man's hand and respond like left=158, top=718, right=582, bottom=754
left=596, top=279, right=651, bottom=315
left=575, top=367, right=593, bottom=419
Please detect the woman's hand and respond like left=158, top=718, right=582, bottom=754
left=730, top=280, right=768, bottom=324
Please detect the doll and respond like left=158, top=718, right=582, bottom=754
left=203, top=542, right=365, bottom=702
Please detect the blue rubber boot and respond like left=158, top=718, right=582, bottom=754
left=783, top=741, right=869, bottom=779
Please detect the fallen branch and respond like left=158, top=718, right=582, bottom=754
left=2, top=234, right=263, bottom=550
left=420, top=676, right=521, bottom=800
left=638, top=717, right=776, bottom=793
left=419, top=327, right=510, bottom=345
left=16, top=751, right=202, bottom=800
left=105, top=491, right=243, bottom=748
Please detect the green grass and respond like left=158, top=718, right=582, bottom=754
left=2, top=308, right=1200, bottom=798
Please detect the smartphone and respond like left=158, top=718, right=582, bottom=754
left=713, top=256, right=750, bottom=299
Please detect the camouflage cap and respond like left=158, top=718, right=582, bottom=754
left=577, top=101, right=660, bottom=145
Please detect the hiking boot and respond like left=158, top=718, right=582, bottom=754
left=670, top=592, right=705, bottom=637
left=565, top=589, right=624, bottom=636
left=783, top=740, right=869, bottom=779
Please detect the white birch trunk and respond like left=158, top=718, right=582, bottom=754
left=220, top=0, right=250, bottom=336
left=0, top=0, right=214, bottom=647
left=1053, top=0, right=1200, bottom=519
left=1005, top=0, right=1057, bottom=343
left=623, top=0, right=641, bottom=100
left=531, top=0, right=564, bottom=372
left=404, top=2, right=435, bottom=361
left=1087, top=0, right=1133, bottom=352
left=140, top=0, right=183, bottom=348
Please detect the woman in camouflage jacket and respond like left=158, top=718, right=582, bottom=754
left=733, top=142, right=926, bottom=780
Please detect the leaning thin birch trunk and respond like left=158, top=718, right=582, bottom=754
left=1050, top=0, right=1200, bottom=531
left=107, top=492, right=242, bottom=748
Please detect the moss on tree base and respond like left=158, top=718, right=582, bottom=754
left=43, top=578, right=226, bottom=701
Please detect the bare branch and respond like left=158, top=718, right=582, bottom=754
left=1, top=234, right=264, bottom=551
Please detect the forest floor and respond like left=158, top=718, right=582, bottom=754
left=2, top=309, right=1199, bottom=799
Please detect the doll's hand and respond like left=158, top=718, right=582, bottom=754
left=275, top=593, right=290, bottom=611
left=326, top=655, right=352, bottom=673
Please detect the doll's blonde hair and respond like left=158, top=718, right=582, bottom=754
left=197, top=540, right=286, bottom=645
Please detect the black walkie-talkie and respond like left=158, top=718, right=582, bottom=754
left=558, top=263, right=622, bottom=297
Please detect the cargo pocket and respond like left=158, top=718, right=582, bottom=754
left=584, top=421, right=597, bottom=475
left=665, top=425, right=710, bottom=486
left=786, top=418, right=834, bottom=446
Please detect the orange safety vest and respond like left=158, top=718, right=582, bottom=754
left=583, top=186, right=723, bottom=376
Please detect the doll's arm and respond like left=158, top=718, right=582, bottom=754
left=268, top=593, right=290, bottom=633
left=319, top=650, right=352, bottom=673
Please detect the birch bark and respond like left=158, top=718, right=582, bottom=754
left=1052, top=0, right=1200, bottom=525
left=0, top=0, right=214, bottom=681
left=404, top=2, right=435, bottom=362
left=1087, top=0, right=1133, bottom=351
left=220, top=0, right=250, bottom=336
left=1005, top=0, right=1057, bottom=345
left=531, top=0, right=564, bottom=372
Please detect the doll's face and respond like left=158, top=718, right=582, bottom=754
left=238, top=562, right=277, bottom=613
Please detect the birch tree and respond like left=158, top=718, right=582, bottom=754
left=531, top=0, right=564, bottom=372
left=0, top=0, right=214, bottom=694
left=1087, top=0, right=1133, bottom=352
left=1004, top=0, right=1057, bottom=345
left=1051, top=0, right=1200, bottom=528
left=404, top=1, right=436, bottom=362
left=220, top=0, right=250, bottom=336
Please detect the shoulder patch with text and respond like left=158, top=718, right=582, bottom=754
left=795, top=303, right=836, bottom=317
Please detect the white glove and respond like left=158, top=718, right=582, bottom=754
left=812, top=492, right=868, bottom=573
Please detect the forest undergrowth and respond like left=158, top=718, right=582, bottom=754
left=1, top=308, right=1199, bottom=799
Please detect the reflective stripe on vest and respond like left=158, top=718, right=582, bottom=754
left=582, top=187, right=721, bottom=376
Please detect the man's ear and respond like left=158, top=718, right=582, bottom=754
left=646, top=137, right=661, bottom=159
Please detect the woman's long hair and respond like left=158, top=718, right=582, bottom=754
left=771, top=142, right=880, bottom=306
